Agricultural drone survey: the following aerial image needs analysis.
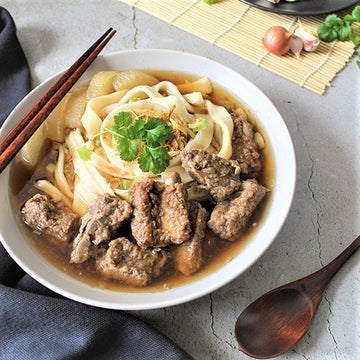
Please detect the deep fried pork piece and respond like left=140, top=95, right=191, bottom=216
left=129, top=180, right=160, bottom=249
left=22, top=194, right=79, bottom=243
left=158, top=174, right=191, bottom=245
left=181, top=149, right=242, bottom=202
left=173, top=202, right=208, bottom=276
left=96, top=237, right=168, bottom=287
left=208, top=179, right=268, bottom=241
left=231, top=113, right=262, bottom=177
left=129, top=174, right=191, bottom=249
left=70, top=194, right=132, bottom=263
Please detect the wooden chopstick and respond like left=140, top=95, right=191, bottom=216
left=0, top=28, right=115, bottom=156
left=0, top=27, right=116, bottom=174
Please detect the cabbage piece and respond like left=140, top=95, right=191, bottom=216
left=176, top=77, right=212, bottom=94
left=86, top=71, right=119, bottom=101
left=65, top=86, right=87, bottom=129
left=44, top=93, right=70, bottom=142
left=113, top=70, right=159, bottom=91
left=66, top=129, right=114, bottom=215
left=17, top=124, right=47, bottom=169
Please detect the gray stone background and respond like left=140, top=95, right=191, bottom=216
left=2, top=0, right=359, bottom=359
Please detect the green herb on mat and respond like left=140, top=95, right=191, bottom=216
left=203, top=0, right=216, bottom=4
left=317, top=5, right=360, bottom=45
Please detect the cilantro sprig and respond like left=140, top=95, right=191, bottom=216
left=317, top=6, right=360, bottom=45
left=109, top=111, right=174, bottom=174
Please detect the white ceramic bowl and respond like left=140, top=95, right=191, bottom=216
left=0, top=50, right=296, bottom=310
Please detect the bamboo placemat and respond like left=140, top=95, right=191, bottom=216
left=119, top=0, right=359, bottom=94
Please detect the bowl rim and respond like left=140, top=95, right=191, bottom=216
left=0, top=49, right=296, bottom=310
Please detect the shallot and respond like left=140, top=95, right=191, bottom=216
left=263, top=26, right=293, bottom=56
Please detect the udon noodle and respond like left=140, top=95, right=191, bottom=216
left=21, top=70, right=253, bottom=217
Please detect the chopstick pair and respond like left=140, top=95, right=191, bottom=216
left=0, top=27, right=116, bottom=174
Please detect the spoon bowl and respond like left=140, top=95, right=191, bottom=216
left=235, top=288, right=314, bottom=358
left=235, top=234, right=360, bottom=358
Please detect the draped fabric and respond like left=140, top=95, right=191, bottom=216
left=0, top=7, right=31, bottom=125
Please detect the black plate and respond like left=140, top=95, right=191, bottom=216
left=239, top=0, right=359, bottom=16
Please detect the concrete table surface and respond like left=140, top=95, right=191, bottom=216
left=2, top=0, right=359, bottom=359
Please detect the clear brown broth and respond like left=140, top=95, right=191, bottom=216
left=10, top=70, right=275, bottom=292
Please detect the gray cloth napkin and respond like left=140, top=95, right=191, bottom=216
left=0, top=7, right=193, bottom=360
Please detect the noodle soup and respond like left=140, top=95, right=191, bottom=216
left=10, top=69, right=274, bottom=291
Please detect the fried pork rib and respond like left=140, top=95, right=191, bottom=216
left=172, top=201, right=208, bottom=276
left=208, top=179, right=268, bottom=241
left=22, top=194, right=79, bottom=243
left=96, top=237, right=168, bottom=287
left=181, top=149, right=242, bottom=202
left=129, top=173, right=191, bottom=249
left=70, top=194, right=132, bottom=264
left=231, top=113, right=262, bottom=177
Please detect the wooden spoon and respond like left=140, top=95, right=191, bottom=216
left=235, top=234, right=360, bottom=358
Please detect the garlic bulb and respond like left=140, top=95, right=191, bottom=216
left=296, top=25, right=320, bottom=52
left=290, top=35, right=303, bottom=58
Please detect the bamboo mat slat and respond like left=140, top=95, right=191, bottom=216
left=119, top=0, right=359, bottom=94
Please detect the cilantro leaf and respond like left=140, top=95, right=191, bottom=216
left=114, top=112, right=132, bottom=127
left=144, top=117, right=167, bottom=129
left=116, top=135, right=138, bottom=161
left=344, top=14, right=355, bottom=23
left=144, top=117, right=174, bottom=147
left=127, top=118, right=147, bottom=140
left=352, top=6, right=360, bottom=21
left=324, top=14, right=343, bottom=28
left=337, top=22, right=352, bottom=41
left=138, top=146, right=171, bottom=174
left=110, top=125, right=132, bottom=139
left=317, top=24, right=338, bottom=42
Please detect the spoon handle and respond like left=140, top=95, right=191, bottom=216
left=300, top=234, right=360, bottom=299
